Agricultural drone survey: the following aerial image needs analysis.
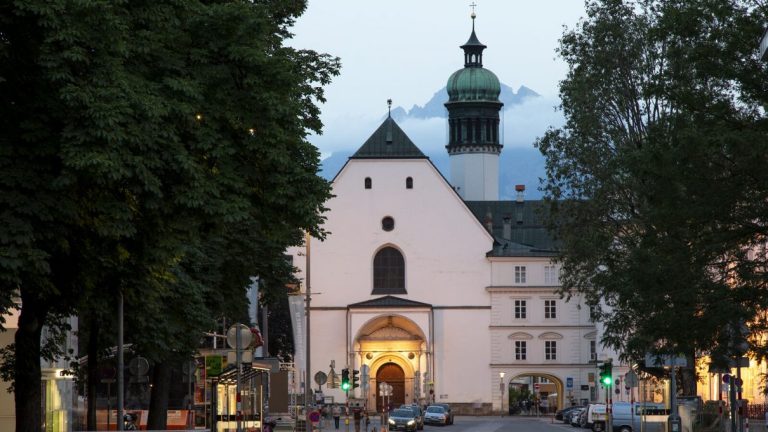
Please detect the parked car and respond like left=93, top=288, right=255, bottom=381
left=399, top=404, right=424, bottom=430
left=389, top=409, right=419, bottom=432
left=577, top=407, right=589, bottom=428
left=557, top=406, right=582, bottom=422
left=434, top=403, right=454, bottom=425
left=424, top=405, right=448, bottom=426
left=570, top=407, right=585, bottom=427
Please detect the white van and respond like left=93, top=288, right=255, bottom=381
left=587, top=404, right=606, bottom=431
left=612, top=402, right=668, bottom=432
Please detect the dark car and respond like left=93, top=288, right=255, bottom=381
left=389, top=409, right=419, bottom=432
left=434, top=403, right=454, bottom=425
left=399, top=404, right=424, bottom=430
left=556, top=406, right=582, bottom=422
left=424, top=406, right=448, bottom=426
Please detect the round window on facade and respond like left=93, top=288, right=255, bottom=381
left=382, top=216, right=395, bottom=232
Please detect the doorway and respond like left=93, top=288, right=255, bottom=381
left=376, top=363, right=405, bottom=411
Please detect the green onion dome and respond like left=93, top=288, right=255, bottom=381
left=446, top=67, right=501, bottom=102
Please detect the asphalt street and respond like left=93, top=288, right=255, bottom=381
left=320, top=416, right=572, bottom=432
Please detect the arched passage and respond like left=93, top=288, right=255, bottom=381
left=376, top=362, right=405, bottom=411
left=506, top=373, right=565, bottom=415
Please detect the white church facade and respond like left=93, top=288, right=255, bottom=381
left=288, top=15, right=625, bottom=414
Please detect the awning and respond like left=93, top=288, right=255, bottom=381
left=213, top=364, right=270, bottom=385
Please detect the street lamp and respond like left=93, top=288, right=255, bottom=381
left=499, top=372, right=506, bottom=417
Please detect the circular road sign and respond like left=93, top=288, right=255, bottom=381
left=315, top=371, right=328, bottom=386
left=226, top=323, right=253, bottom=349
left=534, top=383, right=541, bottom=390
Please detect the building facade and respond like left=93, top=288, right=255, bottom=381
left=287, top=16, right=628, bottom=414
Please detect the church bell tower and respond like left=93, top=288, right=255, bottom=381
left=445, top=10, right=503, bottom=201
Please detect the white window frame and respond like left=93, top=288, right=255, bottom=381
left=515, top=340, right=527, bottom=360
left=544, top=265, right=558, bottom=285
left=514, top=299, right=527, bottom=319
left=545, top=340, right=557, bottom=360
left=514, top=266, right=527, bottom=284
left=544, top=300, right=557, bottom=319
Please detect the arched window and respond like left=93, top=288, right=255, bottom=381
left=373, top=247, right=405, bottom=294
left=406, top=177, right=413, bottom=189
left=365, top=177, right=372, bottom=189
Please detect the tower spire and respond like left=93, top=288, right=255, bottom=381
left=461, top=4, right=486, bottom=68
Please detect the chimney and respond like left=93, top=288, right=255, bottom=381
left=485, top=208, right=493, bottom=233
left=515, top=184, right=525, bottom=203
left=502, top=215, right=512, bottom=240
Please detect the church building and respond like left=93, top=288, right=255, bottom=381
left=289, top=13, right=615, bottom=414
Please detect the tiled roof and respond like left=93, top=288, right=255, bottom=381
left=464, top=200, right=559, bottom=257
left=349, top=295, right=432, bottom=308
left=350, top=117, right=427, bottom=159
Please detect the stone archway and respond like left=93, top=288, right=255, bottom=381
left=506, top=373, right=565, bottom=414
left=354, top=314, right=429, bottom=410
left=376, top=363, right=405, bottom=411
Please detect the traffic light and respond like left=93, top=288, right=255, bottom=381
left=352, top=369, right=360, bottom=389
left=599, top=361, right=613, bottom=386
left=341, top=368, right=350, bottom=391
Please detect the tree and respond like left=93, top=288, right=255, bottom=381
left=0, top=1, right=339, bottom=430
left=536, top=0, right=768, bottom=394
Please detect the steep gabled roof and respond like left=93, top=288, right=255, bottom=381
left=350, top=116, right=427, bottom=159
left=348, top=295, right=432, bottom=309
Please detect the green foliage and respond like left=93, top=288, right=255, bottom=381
left=1, top=0, right=339, bottom=427
left=537, top=0, right=768, bottom=372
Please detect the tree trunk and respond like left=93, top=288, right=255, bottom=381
left=147, top=360, right=172, bottom=430
left=14, top=292, right=48, bottom=432
left=86, top=315, right=99, bottom=431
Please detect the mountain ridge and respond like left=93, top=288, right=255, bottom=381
left=391, top=83, right=539, bottom=121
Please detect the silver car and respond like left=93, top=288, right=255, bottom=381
left=424, top=406, right=448, bottom=426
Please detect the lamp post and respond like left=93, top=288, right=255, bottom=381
left=499, top=372, right=506, bottom=417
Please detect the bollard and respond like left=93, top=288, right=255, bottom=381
left=745, top=417, right=749, bottom=432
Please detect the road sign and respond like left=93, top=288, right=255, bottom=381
left=566, top=377, right=573, bottom=389
left=644, top=353, right=687, bottom=368
left=729, top=357, right=750, bottom=368
left=226, top=324, right=253, bottom=349
left=534, top=383, right=541, bottom=390
left=625, top=371, right=639, bottom=388
left=314, top=371, right=327, bottom=386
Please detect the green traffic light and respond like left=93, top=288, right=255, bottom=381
left=341, top=382, right=350, bottom=391
left=602, top=376, right=612, bottom=385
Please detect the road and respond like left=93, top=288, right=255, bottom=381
left=326, top=416, right=572, bottom=432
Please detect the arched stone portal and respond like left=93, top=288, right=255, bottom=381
left=353, top=313, right=429, bottom=411
left=376, top=363, right=405, bottom=410
left=506, top=373, right=565, bottom=414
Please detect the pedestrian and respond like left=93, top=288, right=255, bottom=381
left=333, top=404, right=341, bottom=429
left=764, top=409, right=768, bottom=431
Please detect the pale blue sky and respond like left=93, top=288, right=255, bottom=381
left=288, top=1, right=587, bottom=156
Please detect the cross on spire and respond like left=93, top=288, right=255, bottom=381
left=469, top=2, right=477, bottom=18
left=387, top=98, right=392, bottom=117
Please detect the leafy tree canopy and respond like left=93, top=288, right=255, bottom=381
left=1, top=1, right=339, bottom=430
left=536, top=0, right=768, bottom=378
